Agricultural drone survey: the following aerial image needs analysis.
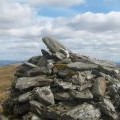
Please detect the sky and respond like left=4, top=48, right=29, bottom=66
left=0, top=0, right=120, bottom=62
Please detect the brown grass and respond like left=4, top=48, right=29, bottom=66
left=0, top=64, right=19, bottom=112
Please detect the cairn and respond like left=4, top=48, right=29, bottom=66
left=3, top=37, right=120, bottom=120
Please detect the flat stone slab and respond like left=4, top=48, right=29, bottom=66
left=15, top=76, right=53, bottom=90
left=67, top=62, right=98, bottom=70
left=42, top=37, right=66, bottom=53
left=70, top=89, right=93, bottom=100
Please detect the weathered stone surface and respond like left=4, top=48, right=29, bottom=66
left=62, top=103, right=101, bottom=120
left=42, top=37, right=66, bottom=53
left=67, top=62, right=98, bottom=70
left=17, top=91, right=34, bottom=103
left=71, top=72, right=85, bottom=85
left=54, top=92, right=71, bottom=101
left=70, top=89, right=93, bottom=100
left=37, top=56, right=47, bottom=67
left=26, top=67, right=49, bottom=77
left=31, top=114, right=42, bottom=120
left=14, top=102, right=30, bottom=115
left=30, top=101, right=44, bottom=116
left=53, top=51, right=66, bottom=60
left=92, top=77, right=106, bottom=97
left=89, top=58, right=116, bottom=68
left=57, top=58, right=72, bottom=64
left=78, top=82, right=93, bottom=91
left=41, top=49, right=51, bottom=59
left=55, top=81, right=76, bottom=90
left=45, top=103, right=71, bottom=120
left=99, top=66, right=118, bottom=76
left=99, top=98, right=118, bottom=120
left=15, top=76, right=53, bottom=90
left=28, top=56, right=41, bottom=65
left=33, top=86, right=55, bottom=105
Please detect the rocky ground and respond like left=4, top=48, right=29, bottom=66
left=1, top=37, right=120, bottom=120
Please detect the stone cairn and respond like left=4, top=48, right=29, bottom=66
left=3, top=37, right=120, bottom=120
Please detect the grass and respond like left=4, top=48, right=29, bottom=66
left=0, top=64, right=19, bottom=113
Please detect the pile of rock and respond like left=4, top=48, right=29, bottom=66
left=3, top=37, right=120, bottom=120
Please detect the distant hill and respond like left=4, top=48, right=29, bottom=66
left=0, top=60, right=22, bottom=66
left=117, top=63, right=120, bottom=68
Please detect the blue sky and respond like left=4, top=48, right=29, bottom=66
left=0, top=0, right=120, bottom=62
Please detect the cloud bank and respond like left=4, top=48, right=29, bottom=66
left=0, top=0, right=120, bottom=62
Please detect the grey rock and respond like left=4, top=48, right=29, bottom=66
left=67, top=62, right=98, bottom=71
left=58, top=70, right=69, bottom=78
left=37, top=56, right=47, bottom=67
left=14, top=102, right=30, bottom=115
left=31, top=114, right=42, bottom=120
left=26, top=67, right=50, bottom=77
left=53, top=51, right=66, bottom=60
left=59, top=48, right=70, bottom=58
left=55, top=81, right=90, bottom=92
left=30, top=101, right=44, bottom=117
left=62, top=103, right=101, bottom=120
left=77, top=82, right=92, bottom=91
left=57, top=58, right=72, bottom=64
left=92, top=77, right=106, bottom=97
left=70, top=89, right=93, bottom=100
left=28, top=56, right=41, bottom=65
left=99, top=98, right=118, bottom=120
left=71, top=72, right=93, bottom=91
left=109, top=81, right=120, bottom=95
left=45, top=103, right=72, bottom=119
left=42, top=37, right=66, bottom=53
left=69, top=53, right=91, bottom=63
left=18, top=91, right=34, bottom=103
left=41, top=49, right=52, bottom=59
left=24, top=62, right=39, bottom=68
left=54, top=92, right=72, bottom=101
left=33, top=86, right=55, bottom=105
left=0, top=115, right=8, bottom=120
left=46, top=60, right=54, bottom=73
left=55, top=81, right=76, bottom=90
left=89, top=58, right=116, bottom=68
left=99, top=66, right=118, bottom=76
left=22, top=112, right=33, bottom=120
left=71, top=72, right=85, bottom=85
left=83, top=71, right=94, bottom=80
left=15, top=76, right=53, bottom=90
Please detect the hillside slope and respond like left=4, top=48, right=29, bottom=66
left=0, top=64, right=19, bottom=112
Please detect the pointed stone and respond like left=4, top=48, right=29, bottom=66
left=34, top=86, right=55, bottom=105
left=42, top=37, right=66, bottom=53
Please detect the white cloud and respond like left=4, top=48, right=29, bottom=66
left=0, top=1, right=120, bottom=62
left=27, top=0, right=86, bottom=7
left=0, top=2, right=35, bottom=29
